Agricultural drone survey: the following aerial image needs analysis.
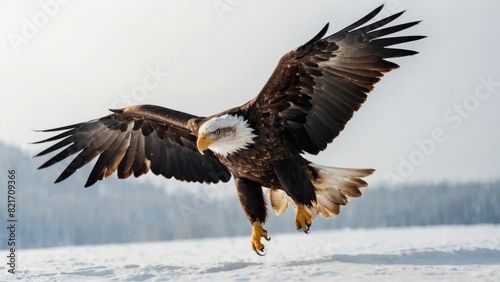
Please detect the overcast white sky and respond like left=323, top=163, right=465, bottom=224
left=1, top=0, right=499, bottom=186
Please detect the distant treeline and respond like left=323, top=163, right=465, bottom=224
left=0, top=142, right=499, bottom=249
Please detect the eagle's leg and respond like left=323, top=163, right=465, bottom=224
left=251, top=221, right=271, bottom=255
left=274, top=159, right=316, bottom=233
left=235, top=177, right=270, bottom=255
left=295, top=204, right=313, bottom=233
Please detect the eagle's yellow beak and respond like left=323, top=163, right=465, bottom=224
left=197, top=133, right=221, bottom=155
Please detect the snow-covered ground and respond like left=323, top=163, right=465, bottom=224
left=5, top=225, right=500, bottom=281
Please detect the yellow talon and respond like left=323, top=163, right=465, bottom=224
left=295, top=204, right=313, bottom=233
left=251, top=221, right=271, bottom=256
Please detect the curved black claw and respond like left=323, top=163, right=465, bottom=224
left=255, top=248, right=267, bottom=256
left=297, top=224, right=311, bottom=234
left=264, top=236, right=271, bottom=241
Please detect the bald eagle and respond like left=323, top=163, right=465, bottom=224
left=34, top=5, right=424, bottom=255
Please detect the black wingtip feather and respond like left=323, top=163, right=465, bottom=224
left=379, top=48, right=420, bottom=58
left=54, top=174, right=66, bottom=184
left=83, top=181, right=94, bottom=188
left=298, top=23, right=330, bottom=54
left=352, top=10, right=406, bottom=35
left=367, top=21, right=422, bottom=40
left=309, top=23, right=329, bottom=44
left=32, top=123, right=81, bottom=133
left=374, top=35, right=426, bottom=47
left=335, top=4, right=384, bottom=35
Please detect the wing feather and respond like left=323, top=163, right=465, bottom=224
left=117, top=129, right=139, bottom=179
left=86, top=130, right=130, bottom=187
left=246, top=4, right=424, bottom=154
left=34, top=105, right=231, bottom=187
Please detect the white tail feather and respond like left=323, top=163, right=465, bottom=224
left=269, top=189, right=289, bottom=215
left=268, top=163, right=374, bottom=218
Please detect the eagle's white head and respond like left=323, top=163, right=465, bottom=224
left=197, top=114, right=257, bottom=157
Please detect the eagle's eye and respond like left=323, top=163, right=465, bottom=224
left=214, top=129, right=220, bottom=135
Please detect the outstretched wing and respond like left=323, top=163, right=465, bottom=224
left=246, top=5, right=424, bottom=154
left=34, top=105, right=231, bottom=187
